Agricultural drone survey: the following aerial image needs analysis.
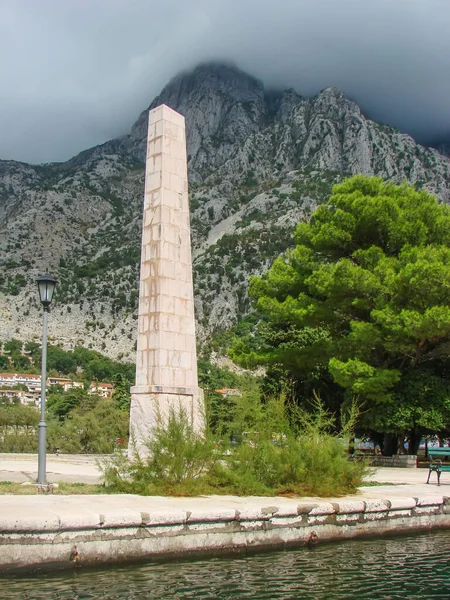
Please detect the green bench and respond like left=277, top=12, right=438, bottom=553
left=426, top=447, right=450, bottom=485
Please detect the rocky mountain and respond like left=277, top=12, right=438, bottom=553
left=1, top=62, right=449, bottom=360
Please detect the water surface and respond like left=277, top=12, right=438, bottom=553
left=3, top=531, right=450, bottom=599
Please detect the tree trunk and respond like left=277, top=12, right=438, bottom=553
left=383, top=433, right=397, bottom=456
left=408, top=429, right=421, bottom=455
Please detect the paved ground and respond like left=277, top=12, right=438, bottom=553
left=0, top=475, right=447, bottom=534
left=0, top=452, right=448, bottom=491
left=0, top=453, right=104, bottom=484
left=365, top=465, right=437, bottom=485
left=0, top=482, right=446, bottom=517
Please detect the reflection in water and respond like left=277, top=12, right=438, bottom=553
left=3, top=531, right=450, bottom=599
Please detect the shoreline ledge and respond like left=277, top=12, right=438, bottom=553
left=1, top=487, right=449, bottom=573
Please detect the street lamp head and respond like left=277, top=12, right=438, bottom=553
left=37, top=274, right=57, bottom=309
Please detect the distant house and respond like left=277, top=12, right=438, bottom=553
left=47, top=377, right=84, bottom=392
left=65, top=380, right=84, bottom=392
left=47, top=376, right=72, bottom=387
left=0, top=373, right=41, bottom=392
left=88, top=382, right=114, bottom=399
left=0, top=372, right=111, bottom=399
left=0, top=389, right=26, bottom=403
left=215, top=388, right=242, bottom=398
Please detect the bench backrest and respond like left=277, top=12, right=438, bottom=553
left=428, top=447, right=450, bottom=458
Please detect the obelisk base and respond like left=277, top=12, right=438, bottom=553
left=129, top=388, right=205, bottom=458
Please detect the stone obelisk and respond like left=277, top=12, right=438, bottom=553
left=129, top=104, right=204, bottom=456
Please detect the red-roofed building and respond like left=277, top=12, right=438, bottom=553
left=214, top=388, right=242, bottom=398
left=88, top=382, right=114, bottom=399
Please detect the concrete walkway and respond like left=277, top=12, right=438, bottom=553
left=0, top=452, right=442, bottom=487
left=0, top=452, right=448, bottom=517
left=0, top=453, right=104, bottom=484
left=0, top=479, right=447, bottom=513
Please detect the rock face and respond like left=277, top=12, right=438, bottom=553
left=127, top=64, right=267, bottom=179
left=1, top=62, right=449, bottom=359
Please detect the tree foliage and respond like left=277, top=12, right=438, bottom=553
left=236, top=176, right=450, bottom=448
left=112, top=373, right=132, bottom=411
left=47, top=397, right=129, bottom=454
left=0, top=339, right=135, bottom=383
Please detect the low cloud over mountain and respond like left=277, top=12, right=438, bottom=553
left=0, top=0, right=449, bottom=163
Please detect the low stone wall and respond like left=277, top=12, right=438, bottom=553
left=1, top=494, right=449, bottom=573
left=369, top=455, right=417, bottom=468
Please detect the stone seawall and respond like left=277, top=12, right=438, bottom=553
left=1, top=492, right=449, bottom=573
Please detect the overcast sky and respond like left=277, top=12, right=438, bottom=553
left=1, top=0, right=449, bottom=164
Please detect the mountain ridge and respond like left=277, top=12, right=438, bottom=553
left=0, top=62, right=449, bottom=359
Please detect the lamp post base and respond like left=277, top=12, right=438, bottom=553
left=22, top=482, right=59, bottom=493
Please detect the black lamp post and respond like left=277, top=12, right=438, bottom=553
left=36, top=274, right=57, bottom=484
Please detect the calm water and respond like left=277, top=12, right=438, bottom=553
left=3, top=531, right=450, bottom=599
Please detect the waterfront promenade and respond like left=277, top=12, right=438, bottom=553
left=1, top=452, right=449, bottom=572
left=0, top=453, right=103, bottom=484
left=0, top=452, right=441, bottom=486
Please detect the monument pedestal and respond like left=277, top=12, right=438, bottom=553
left=129, top=387, right=204, bottom=456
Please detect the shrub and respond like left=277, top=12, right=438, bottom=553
left=104, top=405, right=219, bottom=495
left=47, top=399, right=129, bottom=454
left=103, top=395, right=367, bottom=497
left=0, top=403, right=39, bottom=452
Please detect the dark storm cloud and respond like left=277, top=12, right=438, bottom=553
left=0, top=0, right=449, bottom=163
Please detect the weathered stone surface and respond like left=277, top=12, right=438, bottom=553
left=239, top=520, right=266, bottom=531
left=186, top=509, right=236, bottom=524
left=387, top=509, right=412, bottom=519
left=140, top=510, right=187, bottom=526
left=336, top=513, right=362, bottom=524
left=296, top=503, right=319, bottom=515
left=308, top=515, right=332, bottom=525
left=260, top=506, right=279, bottom=516
left=236, top=507, right=271, bottom=522
left=129, top=105, right=204, bottom=455
left=364, top=499, right=391, bottom=513
left=269, top=516, right=304, bottom=527
left=332, top=500, right=365, bottom=514
left=270, top=504, right=299, bottom=518
left=413, top=506, right=441, bottom=516
left=56, top=511, right=105, bottom=530
left=387, top=497, right=417, bottom=511
left=100, top=510, right=144, bottom=528
left=364, top=512, right=389, bottom=521
left=309, top=503, right=335, bottom=516
left=129, top=392, right=204, bottom=457
left=416, top=496, right=444, bottom=507
left=0, top=512, right=60, bottom=532
left=2, top=482, right=450, bottom=572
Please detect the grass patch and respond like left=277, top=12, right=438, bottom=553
left=360, top=481, right=397, bottom=487
left=0, top=481, right=111, bottom=495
